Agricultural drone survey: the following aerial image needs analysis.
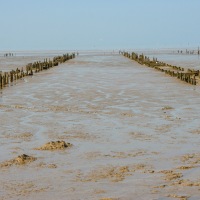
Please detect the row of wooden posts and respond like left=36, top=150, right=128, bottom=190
left=4, top=53, right=14, bottom=57
left=121, top=51, right=199, bottom=85
left=0, top=53, right=75, bottom=90
left=177, top=47, right=200, bottom=55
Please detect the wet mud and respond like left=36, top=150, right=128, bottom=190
left=35, top=141, right=72, bottom=150
left=0, top=154, right=36, bottom=168
left=0, top=52, right=200, bottom=200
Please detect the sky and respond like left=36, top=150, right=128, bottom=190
left=0, top=0, right=200, bottom=50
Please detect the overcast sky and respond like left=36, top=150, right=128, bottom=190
left=0, top=0, right=200, bottom=50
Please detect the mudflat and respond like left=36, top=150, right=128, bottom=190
left=0, top=53, right=200, bottom=200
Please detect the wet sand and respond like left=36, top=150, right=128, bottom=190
left=0, top=53, right=200, bottom=200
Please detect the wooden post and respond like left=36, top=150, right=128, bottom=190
left=0, top=72, right=2, bottom=89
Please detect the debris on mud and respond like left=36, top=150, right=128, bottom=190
left=160, top=170, right=183, bottom=181
left=36, top=162, right=57, bottom=169
left=173, top=179, right=200, bottom=187
left=181, top=153, right=200, bottom=164
left=35, top=141, right=72, bottom=150
left=0, top=154, right=36, bottom=168
left=177, top=166, right=194, bottom=170
left=162, top=106, right=174, bottom=110
left=167, top=194, right=189, bottom=200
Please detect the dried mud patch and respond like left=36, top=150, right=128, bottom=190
left=153, top=163, right=200, bottom=199
left=35, top=141, right=72, bottom=150
left=78, top=165, right=130, bottom=182
left=100, top=198, right=119, bottom=200
left=0, top=104, right=39, bottom=112
left=180, top=153, right=200, bottom=165
left=93, top=189, right=106, bottom=194
left=84, top=152, right=103, bottom=159
left=155, top=124, right=172, bottom=133
left=120, top=112, right=134, bottom=117
left=190, top=129, right=200, bottom=135
left=160, top=170, right=183, bottom=181
left=47, top=105, right=76, bottom=112
left=172, top=179, right=200, bottom=187
left=0, top=154, right=36, bottom=168
left=58, top=131, right=97, bottom=141
left=167, top=194, right=189, bottom=200
left=76, top=164, right=148, bottom=183
left=162, top=106, right=174, bottom=110
left=109, top=151, right=145, bottom=159
left=1, top=180, right=49, bottom=199
left=36, top=162, right=57, bottom=169
left=176, top=165, right=195, bottom=170
left=2, top=132, right=33, bottom=141
left=129, top=131, right=156, bottom=141
left=84, top=150, right=147, bottom=159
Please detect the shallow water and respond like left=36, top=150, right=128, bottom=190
left=145, top=52, right=200, bottom=70
left=0, top=53, right=200, bottom=200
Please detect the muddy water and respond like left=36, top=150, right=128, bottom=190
left=145, top=52, right=200, bottom=70
left=0, top=55, right=57, bottom=72
left=0, top=53, right=200, bottom=200
left=0, top=50, right=77, bottom=72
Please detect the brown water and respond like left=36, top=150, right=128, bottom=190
left=0, top=53, right=200, bottom=200
left=141, top=51, right=200, bottom=70
left=0, top=51, right=66, bottom=72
